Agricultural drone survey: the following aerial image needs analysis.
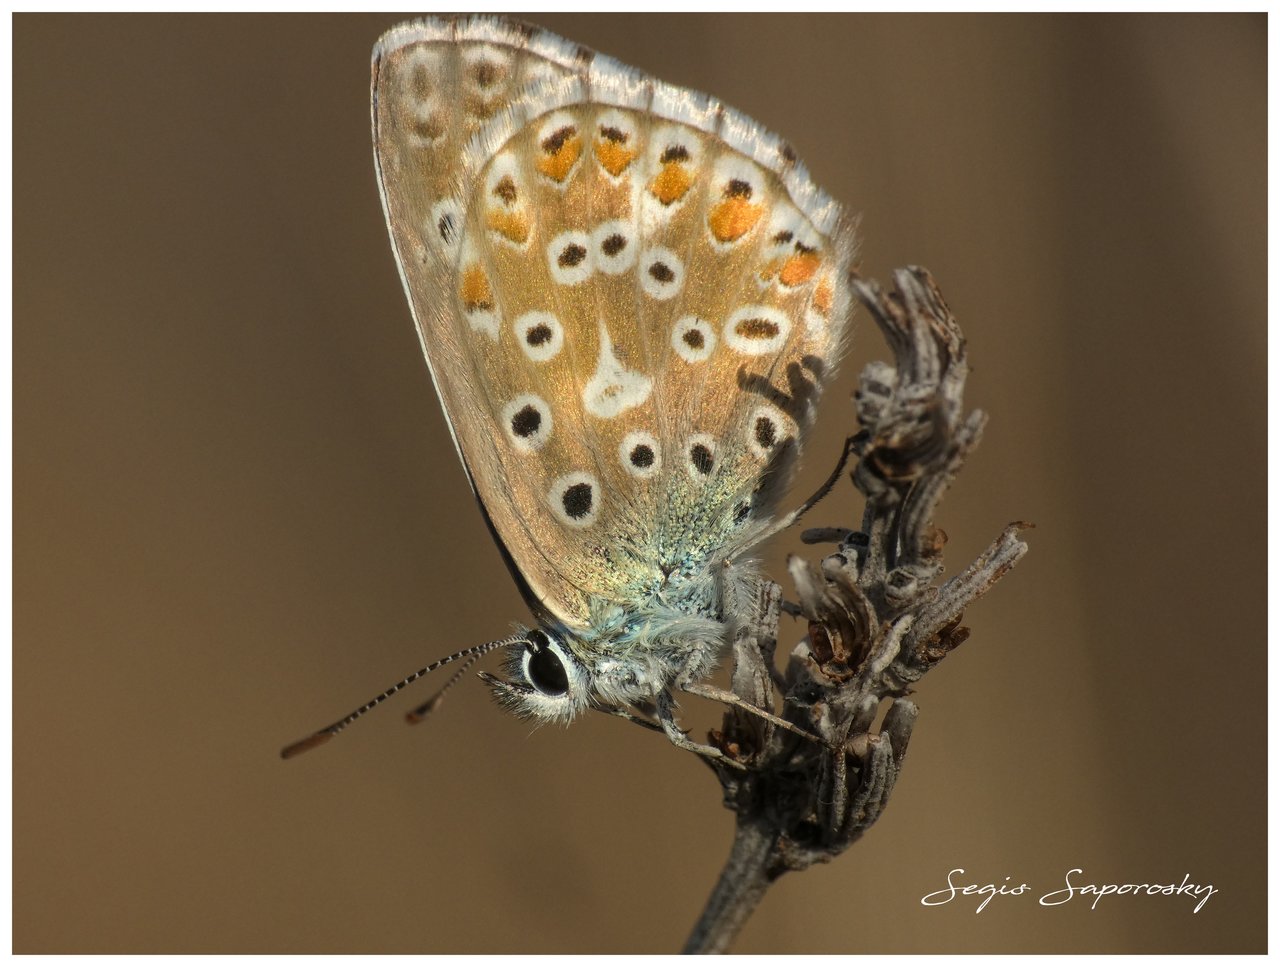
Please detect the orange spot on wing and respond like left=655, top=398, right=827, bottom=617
left=708, top=197, right=764, bottom=243
left=779, top=251, right=821, bottom=287
left=536, top=133, right=582, bottom=183
left=460, top=265, right=493, bottom=311
left=758, top=257, right=783, bottom=283
left=813, top=274, right=834, bottom=316
left=649, top=162, right=693, bottom=206
left=594, top=138, right=637, bottom=177
left=486, top=209, right=530, bottom=245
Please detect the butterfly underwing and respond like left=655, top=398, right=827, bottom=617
left=370, top=15, right=856, bottom=725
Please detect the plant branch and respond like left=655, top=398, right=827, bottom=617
left=683, top=267, right=1030, bottom=953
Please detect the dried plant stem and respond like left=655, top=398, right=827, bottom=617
left=682, top=267, right=1029, bottom=953
left=682, top=820, right=775, bottom=954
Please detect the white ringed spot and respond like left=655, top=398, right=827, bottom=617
left=639, top=246, right=684, bottom=301
left=591, top=220, right=637, bottom=275
left=672, top=316, right=716, bottom=363
left=619, top=430, right=661, bottom=479
left=501, top=394, right=553, bottom=453
left=513, top=311, right=565, bottom=362
left=747, top=404, right=793, bottom=460
left=426, top=198, right=462, bottom=255
left=549, top=471, right=600, bottom=528
left=724, top=305, right=791, bottom=356
left=547, top=229, right=594, bottom=285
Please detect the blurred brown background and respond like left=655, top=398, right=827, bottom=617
left=14, top=12, right=1264, bottom=954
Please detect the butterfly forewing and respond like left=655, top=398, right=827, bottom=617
left=372, top=20, right=586, bottom=619
left=373, top=17, right=855, bottom=635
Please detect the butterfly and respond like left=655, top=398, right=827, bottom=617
left=284, top=15, right=855, bottom=759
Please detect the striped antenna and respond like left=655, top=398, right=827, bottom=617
left=280, top=634, right=523, bottom=759
left=404, top=648, right=485, bottom=724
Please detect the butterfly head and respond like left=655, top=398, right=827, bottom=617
left=485, top=592, right=730, bottom=722
left=485, top=627, right=593, bottom=722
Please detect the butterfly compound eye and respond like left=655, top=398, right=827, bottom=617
left=524, top=630, right=569, bottom=697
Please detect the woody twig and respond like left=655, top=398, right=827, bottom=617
left=684, top=266, right=1030, bottom=954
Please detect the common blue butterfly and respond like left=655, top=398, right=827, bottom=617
left=285, top=15, right=855, bottom=758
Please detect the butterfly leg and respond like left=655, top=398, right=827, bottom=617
left=679, top=680, right=830, bottom=748
left=685, top=579, right=829, bottom=748
left=784, top=433, right=861, bottom=526
left=656, top=690, right=747, bottom=771
left=595, top=703, right=663, bottom=734
left=728, top=435, right=861, bottom=563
